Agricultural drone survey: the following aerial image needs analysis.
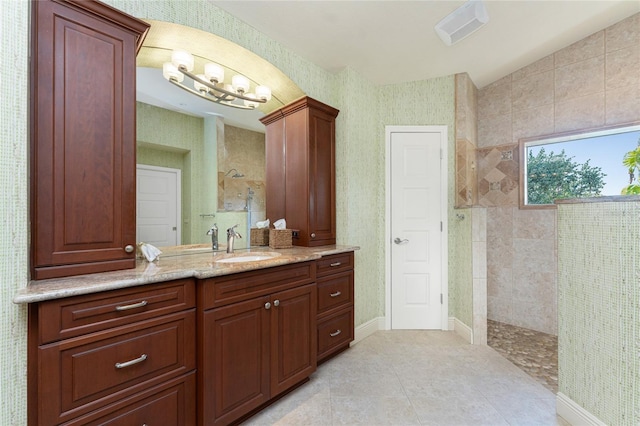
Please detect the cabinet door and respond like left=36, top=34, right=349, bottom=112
left=201, top=297, right=271, bottom=425
left=270, top=283, right=317, bottom=396
left=31, top=0, right=148, bottom=279
left=307, top=106, right=336, bottom=246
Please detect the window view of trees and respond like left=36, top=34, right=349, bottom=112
left=526, top=148, right=606, bottom=204
left=522, top=126, right=640, bottom=206
left=621, top=139, right=640, bottom=195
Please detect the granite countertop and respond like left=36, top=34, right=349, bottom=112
left=14, top=244, right=359, bottom=304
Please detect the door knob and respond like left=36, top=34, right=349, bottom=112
left=394, top=238, right=409, bottom=245
left=124, top=245, right=135, bottom=253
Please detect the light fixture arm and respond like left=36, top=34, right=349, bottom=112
left=167, top=77, right=257, bottom=110
left=177, top=65, right=267, bottom=104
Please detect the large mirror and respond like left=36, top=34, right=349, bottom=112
left=135, top=20, right=304, bottom=249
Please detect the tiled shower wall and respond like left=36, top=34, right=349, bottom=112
left=478, top=13, right=640, bottom=335
left=455, top=73, right=478, bottom=208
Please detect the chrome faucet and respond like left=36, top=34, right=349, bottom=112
left=206, top=224, right=218, bottom=250
left=226, top=225, right=242, bottom=253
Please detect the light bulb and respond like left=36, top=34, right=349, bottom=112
left=204, top=63, right=224, bottom=84
left=171, top=50, right=194, bottom=72
left=194, top=75, right=209, bottom=93
left=255, top=85, right=272, bottom=101
left=232, top=75, right=250, bottom=93
left=162, top=62, right=184, bottom=83
left=243, top=93, right=259, bottom=108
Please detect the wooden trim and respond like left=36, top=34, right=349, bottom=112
left=56, top=0, right=150, bottom=53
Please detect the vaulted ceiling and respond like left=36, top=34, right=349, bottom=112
left=210, top=1, right=640, bottom=89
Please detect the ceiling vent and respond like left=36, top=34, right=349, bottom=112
left=435, top=0, right=489, bottom=46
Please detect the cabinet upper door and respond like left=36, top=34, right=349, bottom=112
left=31, top=0, right=149, bottom=279
left=307, top=106, right=337, bottom=245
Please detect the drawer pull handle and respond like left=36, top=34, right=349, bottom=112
left=330, top=262, right=342, bottom=267
left=330, top=291, right=342, bottom=298
left=115, top=354, right=147, bottom=369
left=330, top=329, right=342, bottom=337
left=115, top=300, right=148, bottom=311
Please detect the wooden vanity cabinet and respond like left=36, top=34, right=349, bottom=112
left=316, top=252, right=355, bottom=362
left=198, top=262, right=317, bottom=425
left=30, top=0, right=149, bottom=280
left=261, top=97, right=339, bottom=247
left=28, top=279, right=196, bottom=426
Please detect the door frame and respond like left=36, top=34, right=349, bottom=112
left=136, top=164, right=182, bottom=246
left=384, top=125, right=449, bottom=330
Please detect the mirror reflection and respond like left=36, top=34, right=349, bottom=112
left=134, top=20, right=304, bottom=250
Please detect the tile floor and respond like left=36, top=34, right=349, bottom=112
left=243, top=331, right=569, bottom=425
left=487, top=320, right=558, bottom=394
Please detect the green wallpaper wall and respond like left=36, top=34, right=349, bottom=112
left=1, top=1, right=472, bottom=423
left=557, top=200, right=640, bottom=424
left=0, top=1, right=29, bottom=424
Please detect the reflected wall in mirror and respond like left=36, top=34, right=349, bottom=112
left=135, top=20, right=305, bottom=249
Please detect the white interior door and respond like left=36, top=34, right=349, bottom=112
left=387, top=127, right=447, bottom=330
left=137, top=165, right=181, bottom=247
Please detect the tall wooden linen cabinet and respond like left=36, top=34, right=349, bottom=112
left=30, top=0, right=149, bottom=279
left=260, top=97, right=339, bottom=246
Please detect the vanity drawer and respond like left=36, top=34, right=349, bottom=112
left=317, top=270, right=353, bottom=317
left=199, top=261, right=315, bottom=309
left=317, top=308, right=354, bottom=362
left=64, top=373, right=196, bottom=426
left=38, top=279, right=195, bottom=344
left=38, top=310, right=195, bottom=425
left=316, top=252, right=354, bottom=277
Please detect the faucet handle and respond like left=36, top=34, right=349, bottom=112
left=227, top=224, right=242, bottom=238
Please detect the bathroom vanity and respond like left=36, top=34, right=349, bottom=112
left=24, top=1, right=354, bottom=424
left=19, top=246, right=356, bottom=425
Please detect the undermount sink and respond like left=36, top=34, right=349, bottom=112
left=215, top=252, right=281, bottom=263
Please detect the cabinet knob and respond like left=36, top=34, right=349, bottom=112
left=265, top=302, right=271, bottom=310
left=273, top=299, right=280, bottom=307
left=311, top=233, right=316, bottom=238
left=124, top=245, right=135, bottom=253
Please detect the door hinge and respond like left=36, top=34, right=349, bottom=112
left=440, top=294, right=443, bottom=304
left=440, top=221, right=443, bottom=232
left=440, top=148, right=443, bottom=159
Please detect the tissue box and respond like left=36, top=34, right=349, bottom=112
left=269, top=229, right=292, bottom=249
left=250, top=228, right=269, bottom=246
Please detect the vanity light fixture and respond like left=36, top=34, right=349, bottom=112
left=162, top=50, right=272, bottom=110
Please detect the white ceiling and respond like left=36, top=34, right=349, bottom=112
left=209, top=0, right=640, bottom=89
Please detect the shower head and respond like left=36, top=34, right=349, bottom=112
left=224, top=168, right=244, bottom=178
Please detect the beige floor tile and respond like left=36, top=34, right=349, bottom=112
left=241, top=330, right=563, bottom=425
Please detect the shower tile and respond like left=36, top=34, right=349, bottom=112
left=554, top=31, right=604, bottom=68
left=555, top=92, right=605, bottom=133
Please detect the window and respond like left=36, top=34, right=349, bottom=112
left=519, top=124, right=640, bottom=208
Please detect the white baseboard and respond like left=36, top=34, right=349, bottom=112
left=556, top=392, right=606, bottom=426
left=352, top=316, right=385, bottom=345
left=449, top=316, right=473, bottom=344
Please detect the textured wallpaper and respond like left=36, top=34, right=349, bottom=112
left=557, top=200, right=640, bottom=425
left=378, top=76, right=472, bottom=326
left=0, top=1, right=29, bottom=424
left=2, top=1, right=474, bottom=423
